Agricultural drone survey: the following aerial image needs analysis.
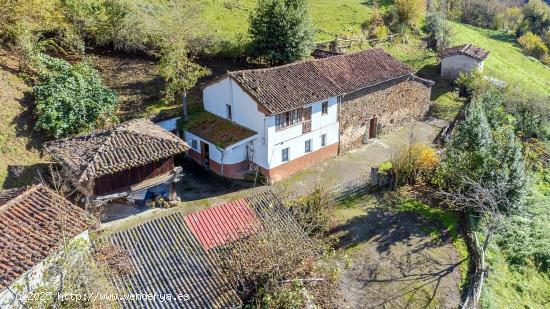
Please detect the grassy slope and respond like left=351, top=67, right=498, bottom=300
left=451, top=22, right=550, bottom=97
left=0, top=54, right=47, bottom=188
left=200, top=0, right=373, bottom=41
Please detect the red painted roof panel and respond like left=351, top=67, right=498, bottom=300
left=184, top=198, right=259, bottom=250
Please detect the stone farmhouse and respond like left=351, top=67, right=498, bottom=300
left=440, top=44, right=489, bottom=80
left=0, top=184, right=93, bottom=308
left=47, top=119, right=189, bottom=207
left=184, top=48, right=434, bottom=182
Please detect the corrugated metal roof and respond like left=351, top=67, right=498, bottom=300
left=184, top=198, right=259, bottom=250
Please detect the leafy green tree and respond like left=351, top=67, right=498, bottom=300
left=33, top=54, right=117, bottom=138
left=159, top=47, right=210, bottom=120
left=521, top=0, right=550, bottom=36
left=249, top=0, right=314, bottom=65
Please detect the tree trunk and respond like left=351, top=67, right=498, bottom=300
left=182, top=91, right=189, bottom=121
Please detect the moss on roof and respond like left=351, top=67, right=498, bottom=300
left=182, top=111, right=257, bottom=148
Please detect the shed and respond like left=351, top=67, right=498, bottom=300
left=0, top=184, right=93, bottom=307
left=440, top=44, right=489, bottom=80
left=46, top=119, right=189, bottom=201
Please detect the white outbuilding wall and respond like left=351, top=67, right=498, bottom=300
left=441, top=55, right=484, bottom=80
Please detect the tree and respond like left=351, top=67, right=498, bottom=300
left=249, top=0, right=314, bottom=65
left=495, top=6, right=523, bottom=32
left=394, top=0, right=426, bottom=28
left=425, top=10, right=455, bottom=52
left=159, top=48, right=210, bottom=120
left=33, top=54, right=117, bottom=138
left=521, top=0, right=550, bottom=36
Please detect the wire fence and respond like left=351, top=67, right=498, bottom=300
left=328, top=175, right=377, bottom=204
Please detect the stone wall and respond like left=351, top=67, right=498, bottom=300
left=339, top=77, right=432, bottom=153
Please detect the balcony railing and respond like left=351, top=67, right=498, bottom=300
left=302, top=120, right=311, bottom=134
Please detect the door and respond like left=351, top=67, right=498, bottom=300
left=369, top=116, right=378, bottom=139
left=200, top=142, right=210, bottom=167
left=302, top=107, right=312, bottom=133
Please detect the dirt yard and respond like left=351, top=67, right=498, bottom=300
left=332, top=195, right=463, bottom=308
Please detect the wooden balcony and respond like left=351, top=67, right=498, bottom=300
left=302, top=120, right=311, bottom=134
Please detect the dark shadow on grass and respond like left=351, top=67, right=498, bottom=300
left=3, top=163, right=51, bottom=189
left=488, top=32, right=517, bottom=45
left=11, top=90, right=50, bottom=151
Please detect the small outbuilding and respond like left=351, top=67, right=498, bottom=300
left=0, top=184, right=94, bottom=308
left=47, top=119, right=189, bottom=206
left=440, top=44, right=489, bottom=80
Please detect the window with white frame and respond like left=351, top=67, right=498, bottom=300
left=321, top=101, right=328, bottom=115
left=305, top=139, right=312, bottom=153
left=282, top=147, right=289, bottom=162
left=275, top=109, right=302, bottom=130
left=191, top=139, right=198, bottom=150
left=321, top=134, right=327, bottom=147
left=226, top=104, right=232, bottom=120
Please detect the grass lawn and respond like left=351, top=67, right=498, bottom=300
left=0, top=52, right=48, bottom=188
left=451, top=22, right=550, bottom=97
left=200, top=0, right=374, bottom=41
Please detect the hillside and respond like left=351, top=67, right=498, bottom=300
left=200, top=0, right=374, bottom=41
left=451, top=22, right=550, bottom=97
left=0, top=52, right=48, bottom=188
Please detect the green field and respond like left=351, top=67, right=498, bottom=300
left=451, top=22, right=550, bottom=96
left=200, top=0, right=374, bottom=41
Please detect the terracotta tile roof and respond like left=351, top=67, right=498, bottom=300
left=107, top=190, right=308, bottom=308
left=228, top=48, right=414, bottom=114
left=186, top=112, right=257, bottom=148
left=440, top=44, right=489, bottom=61
left=46, top=119, right=189, bottom=183
left=184, top=198, right=259, bottom=250
left=0, top=184, right=93, bottom=290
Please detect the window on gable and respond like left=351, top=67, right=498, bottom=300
left=226, top=104, right=232, bottom=120
left=282, top=147, right=289, bottom=162
left=305, top=139, right=312, bottom=153
left=321, top=101, right=328, bottom=115
left=321, top=134, right=327, bottom=147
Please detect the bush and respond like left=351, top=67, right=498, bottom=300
left=392, top=144, right=439, bottom=186
left=518, top=32, right=549, bottom=59
left=33, top=54, right=117, bottom=138
left=394, top=0, right=426, bottom=29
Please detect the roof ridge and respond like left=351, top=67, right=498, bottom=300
left=0, top=184, right=41, bottom=213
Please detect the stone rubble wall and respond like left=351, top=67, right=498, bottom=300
left=339, top=78, right=432, bottom=153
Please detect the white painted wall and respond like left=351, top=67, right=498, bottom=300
left=441, top=55, right=484, bottom=80
left=155, top=117, right=180, bottom=132
left=183, top=131, right=254, bottom=165
left=267, top=97, right=339, bottom=168
left=201, top=77, right=340, bottom=170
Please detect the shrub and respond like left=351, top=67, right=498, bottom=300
left=518, top=32, right=549, bottom=59
left=33, top=54, right=117, bottom=138
left=392, top=144, right=439, bottom=186
left=394, top=0, right=426, bottom=29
